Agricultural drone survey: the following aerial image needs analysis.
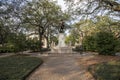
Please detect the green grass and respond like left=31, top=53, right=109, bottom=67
left=88, top=61, right=120, bottom=80
left=0, top=55, right=43, bottom=80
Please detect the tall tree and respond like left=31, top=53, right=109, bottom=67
left=64, top=0, right=120, bottom=20
left=22, top=0, right=70, bottom=51
left=69, top=16, right=120, bottom=45
left=0, top=0, right=24, bottom=46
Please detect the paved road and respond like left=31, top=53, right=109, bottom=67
left=27, top=54, right=94, bottom=80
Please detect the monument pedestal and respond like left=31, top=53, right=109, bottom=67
left=58, top=33, right=66, bottom=47
left=51, top=33, right=72, bottom=53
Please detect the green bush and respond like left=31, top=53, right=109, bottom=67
left=5, top=33, right=27, bottom=53
left=83, top=35, right=96, bottom=51
left=41, top=48, right=51, bottom=52
left=72, top=45, right=83, bottom=53
left=116, top=39, right=120, bottom=52
left=30, top=41, right=43, bottom=52
left=95, top=31, right=117, bottom=55
left=0, top=46, right=14, bottom=53
left=82, top=31, right=118, bottom=55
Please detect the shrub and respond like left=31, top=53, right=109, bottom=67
left=72, top=45, right=83, bottom=53
left=83, top=35, right=96, bottom=51
left=115, top=39, right=120, bottom=52
left=82, top=31, right=118, bottom=55
left=30, top=41, right=43, bottom=52
left=0, top=46, right=14, bottom=53
left=95, top=31, right=117, bottom=55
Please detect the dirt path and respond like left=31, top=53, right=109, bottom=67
left=0, top=53, right=14, bottom=58
left=27, top=54, right=94, bottom=80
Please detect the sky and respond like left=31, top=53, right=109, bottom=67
left=56, top=0, right=66, bottom=11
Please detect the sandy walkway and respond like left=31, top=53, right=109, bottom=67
left=27, top=54, right=94, bottom=80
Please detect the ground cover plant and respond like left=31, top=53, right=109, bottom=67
left=0, top=55, right=43, bottom=80
left=88, top=60, right=120, bottom=80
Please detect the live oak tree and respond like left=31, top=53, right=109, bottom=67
left=68, top=16, right=120, bottom=45
left=0, top=0, right=24, bottom=46
left=0, top=0, right=70, bottom=52
left=64, top=0, right=120, bottom=20
left=22, top=0, right=70, bottom=51
left=0, top=0, right=28, bottom=53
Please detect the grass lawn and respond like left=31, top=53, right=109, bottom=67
left=0, top=55, right=43, bottom=80
left=88, top=60, right=120, bottom=80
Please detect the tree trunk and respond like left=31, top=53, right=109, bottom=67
left=46, top=36, right=49, bottom=48
left=38, top=27, right=42, bottom=53
left=47, top=27, right=50, bottom=48
left=0, top=35, right=5, bottom=47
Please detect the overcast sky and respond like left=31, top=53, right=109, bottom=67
left=57, top=0, right=66, bottom=11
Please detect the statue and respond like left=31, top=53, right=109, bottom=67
left=59, top=20, right=65, bottom=33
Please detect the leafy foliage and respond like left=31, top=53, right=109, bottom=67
left=26, top=38, right=43, bottom=52
left=83, top=35, right=96, bottom=51
left=95, top=31, right=117, bottom=55
left=65, top=0, right=120, bottom=20
left=22, top=0, right=70, bottom=50
left=69, top=16, right=120, bottom=55
left=72, top=45, right=83, bottom=53
left=0, top=33, right=27, bottom=53
left=0, top=0, right=71, bottom=52
left=83, top=31, right=118, bottom=55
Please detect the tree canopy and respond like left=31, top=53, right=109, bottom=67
left=0, top=0, right=120, bottom=53
left=64, top=0, right=120, bottom=20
